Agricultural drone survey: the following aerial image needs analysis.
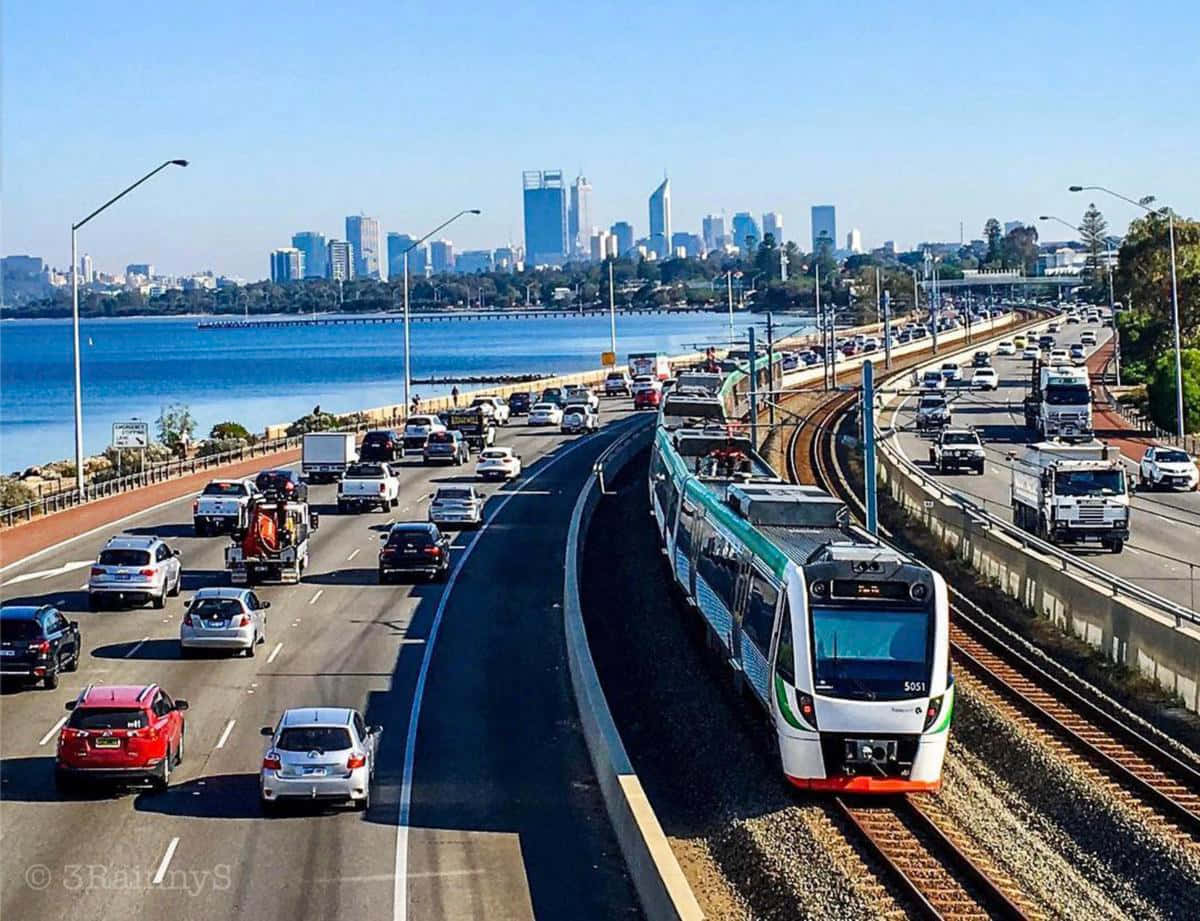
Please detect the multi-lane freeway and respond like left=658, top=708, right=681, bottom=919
left=0, top=405, right=646, bottom=921
left=887, top=325, right=1200, bottom=609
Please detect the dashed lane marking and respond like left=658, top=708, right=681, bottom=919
left=309, top=590, right=323, bottom=605
left=267, top=642, right=283, bottom=664
left=39, top=716, right=68, bottom=746
left=215, top=719, right=236, bottom=749
left=152, top=837, right=180, bottom=885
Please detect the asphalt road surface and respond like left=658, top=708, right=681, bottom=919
left=0, top=403, right=647, bottom=921
left=887, top=322, right=1200, bottom=610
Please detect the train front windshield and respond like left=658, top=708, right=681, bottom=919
left=811, top=607, right=933, bottom=701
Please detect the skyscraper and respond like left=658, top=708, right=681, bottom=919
left=762, top=212, right=783, bottom=245
left=493, top=247, right=517, bottom=272
left=847, top=228, right=863, bottom=254
left=387, top=233, right=419, bottom=278
left=79, top=253, right=94, bottom=284
left=671, top=232, right=703, bottom=260
left=590, top=230, right=613, bottom=263
left=456, top=250, right=493, bottom=274
left=345, top=215, right=382, bottom=279
left=326, top=240, right=353, bottom=281
left=811, top=206, right=837, bottom=254
left=568, top=174, right=593, bottom=257
left=292, top=231, right=328, bottom=279
left=648, top=177, right=672, bottom=259
left=430, top=239, right=454, bottom=274
left=270, top=248, right=305, bottom=282
left=702, top=214, right=725, bottom=252
left=523, top=170, right=568, bottom=266
left=732, top=212, right=760, bottom=252
left=610, top=222, right=634, bottom=256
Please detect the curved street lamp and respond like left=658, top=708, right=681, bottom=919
left=71, top=159, right=189, bottom=493
left=1070, top=185, right=1184, bottom=438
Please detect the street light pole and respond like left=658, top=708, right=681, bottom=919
left=726, top=271, right=734, bottom=351
left=69, top=158, right=188, bottom=495
left=400, top=209, right=481, bottom=411
left=1071, top=185, right=1185, bottom=438
left=608, top=259, right=617, bottom=357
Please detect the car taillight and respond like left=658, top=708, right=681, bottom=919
left=379, top=484, right=387, bottom=494
left=61, top=728, right=87, bottom=742
left=346, top=753, right=366, bottom=770
left=424, top=547, right=441, bottom=557
left=140, top=568, right=156, bottom=577
left=262, top=753, right=281, bottom=770
left=237, top=614, right=251, bottom=627
left=28, top=640, right=51, bottom=654
left=91, top=567, right=105, bottom=576
left=193, top=500, right=199, bottom=513
left=183, top=612, right=193, bottom=626
left=924, top=694, right=945, bottom=731
left=134, top=726, right=159, bottom=741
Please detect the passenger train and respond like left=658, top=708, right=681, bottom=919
left=648, top=373, right=952, bottom=792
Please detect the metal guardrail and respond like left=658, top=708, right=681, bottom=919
left=875, top=424, right=1200, bottom=628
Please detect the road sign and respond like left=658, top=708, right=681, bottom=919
left=601, top=351, right=616, bottom=367
left=112, top=421, right=150, bottom=449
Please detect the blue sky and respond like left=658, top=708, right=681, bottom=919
left=4, top=0, right=1197, bottom=280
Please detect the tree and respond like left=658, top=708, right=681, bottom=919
left=157, top=403, right=196, bottom=452
left=1000, top=225, right=1039, bottom=273
left=754, top=233, right=779, bottom=281
left=983, top=218, right=1002, bottom=265
left=1115, top=211, right=1200, bottom=353
left=1079, top=203, right=1109, bottom=283
left=1147, top=348, right=1200, bottom=435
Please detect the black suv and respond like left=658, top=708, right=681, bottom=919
left=379, top=523, right=451, bottom=583
left=507, top=391, right=535, bottom=416
left=0, top=605, right=81, bottom=690
left=423, top=430, right=469, bottom=465
left=254, top=469, right=308, bottom=502
left=360, top=430, right=403, bottom=462
left=971, top=351, right=991, bottom=368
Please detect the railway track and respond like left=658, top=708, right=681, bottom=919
left=782, top=328, right=1200, bottom=915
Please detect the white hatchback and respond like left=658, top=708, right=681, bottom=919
left=995, top=341, right=1016, bottom=356
left=528, top=403, right=563, bottom=426
left=971, top=368, right=999, bottom=390
left=476, top=447, right=522, bottom=481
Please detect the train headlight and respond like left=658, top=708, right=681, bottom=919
left=797, top=692, right=818, bottom=730
left=923, top=694, right=945, bottom=731
left=909, top=582, right=929, bottom=602
left=809, top=580, right=828, bottom=599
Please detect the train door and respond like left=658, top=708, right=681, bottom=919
left=729, top=552, right=752, bottom=674
left=740, top=565, right=781, bottom=707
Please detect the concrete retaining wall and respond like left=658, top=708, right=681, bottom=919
left=563, top=418, right=704, bottom=921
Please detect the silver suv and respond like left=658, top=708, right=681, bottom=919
left=259, top=707, right=380, bottom=813
left=88, top=535, right=182, bottom=610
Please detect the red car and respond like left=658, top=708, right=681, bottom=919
left=634, top=388, right=661, bottom=411
left=56, top=684, right=188, bottom=792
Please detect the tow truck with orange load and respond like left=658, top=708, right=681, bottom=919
left=224, top=491, right=319, bottom=586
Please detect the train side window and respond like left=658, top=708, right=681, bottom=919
left=742, top=571, right=779, bottom=655
left=697, top=525, right=740, bottom=613
left=676, top=496, right=697, bottom=560
left=665, top=479, right=681, bottom=533
left=774, top=602, right=795, bottom=683
left=652, top=449, right=673, bottom=511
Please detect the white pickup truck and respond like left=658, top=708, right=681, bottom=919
left=470, top=396, right=511, bottom=426
left=194, top=480, right=258, bottom=536
left=337, top=462, right=400, bottom=513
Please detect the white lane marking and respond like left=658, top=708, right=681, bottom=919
left=39, top=715, right=69, bottom=746
left=78, top=582, right=89, bottom=591
left=125, top=636, right=150, bottom=658
left=267, top=642, right=283, bottom=663
left=2, top=560, right=94, bottom=587
left=215, top=719, right=236, bottom=749
left=347, top=548, right=360, bottom=562
left=393, top=414, right=643, bottom=921
left=152, top=837, right=180, bottom=885
left=309, top=590, right=323, bottom=605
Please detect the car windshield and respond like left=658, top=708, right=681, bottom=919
left=363, top=432, right=393, bottom=444
left=68, top=707, right=148, bottom=731
left=811, top=607, right=932, bottom=700
left=98, top=549, right=151, bottom=566
left=427, top=432, right=452, bottom=443
left=1057, top=470, right=1125, bottom=496
left=944, top=433, right=978, bottom=445
left=1157, top=450, right=1191, bottom=464
left=564, top=404, right=587, bottom=414
left=1045, top=384, right=1091, bottom=406
left=387, top=528, right=431, bottom=548
left=922, top=372, right=941, bottom=381
left=276, top=726, right=352, bottom=752
left=436, top=488, right=472, bottom=501
left=256, top=472, right=291, bottom=488
left=532, top=404, right=554, bottom=412
left=480, top=450, right=507, bottom=459
left=203, top=482, right=245, bottom=496
left=606, top=373, right=624, bottom=381
left=407, top=416, right=436, bottom=428
left=190, top=598, right=244, bottom=619
left=919, top=399, right=946, bottom=410
left=0, top=619, right=41, bottom=641
left=346, top=464, right=384, bottom=477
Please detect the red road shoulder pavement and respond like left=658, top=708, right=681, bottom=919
left=0, top=447, right=300, bottom=570
left=1087, top=339, right=1154, bottom=462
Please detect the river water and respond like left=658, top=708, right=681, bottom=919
left=0, top=311, right=806, bottom=473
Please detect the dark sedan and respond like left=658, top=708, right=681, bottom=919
left=379, top=523, right=451, bottom=583
left=360, top=430, right=403, bottom=462
left=255, top=468, right=308, bottom=502
left=0, top=605, right=81, bottom=690
left=507, top=391, right=535, bottom=416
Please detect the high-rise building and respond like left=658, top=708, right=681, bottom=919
left=590, top=230, right=613, bottom=263
left=270, top=247, right=305, bottom=282
left=126, top=263, right=154, bottom=279
left=523, top=170, right=568, bottom=266
left=326, top=240, right=353, bottom=281
left=671, top=232, right=703, bottom=260
left=732, top=212, right=760, bottom=252
left=702, top=214, right=725, bottom=252
left=493, top=247, right=517, bottom=272
left=79, top=253, right=94, bottom=284
left=292, top=231, right=328, bottom=279
left=456, top=250, right=493, bottom=274
left=430, top=239, right=454, bottom=274
left=648, top=177, right=672, bottom=259
left=568, top=174, right=593, bottom=257
left=345, top=215, right=383, bottom=279
left=610, top=221, right=634, bottom=256
left=762, top=212, right=783, bottom=245
left=847, top=228, right=863, bottom=254
left=811, top=206, right=836, bottom=254
left=387, top=233, right=420, bottom=278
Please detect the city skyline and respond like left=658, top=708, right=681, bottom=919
left=4, top=3, right=1197, bottom=279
